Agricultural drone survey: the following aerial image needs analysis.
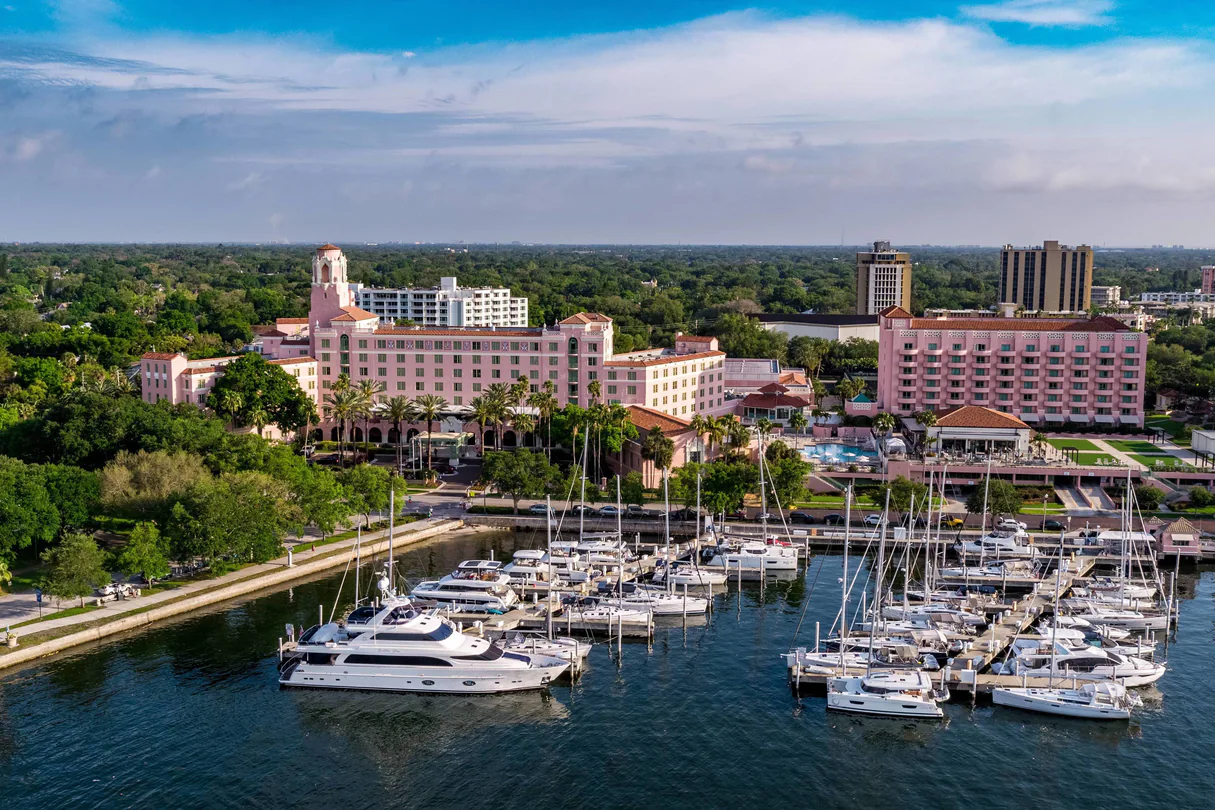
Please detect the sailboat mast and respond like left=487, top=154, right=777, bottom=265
left=387, top=487, right=395, bottom=595
left=758, top=428, right=768, bottom=537
left=663, top=470, right=672, bottom=594
left=839, top=485, right=853, bottom=676
left=547, top=494, right=553, bottom=641
left=868, top=489, right=890, bottom=677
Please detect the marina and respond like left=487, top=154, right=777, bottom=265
left=2, top=527, right=1211, bottom=809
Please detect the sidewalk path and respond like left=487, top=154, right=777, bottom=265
left=0, top=518, right=455, bottom=635
left=1089, top=439, right=1145, bottom=470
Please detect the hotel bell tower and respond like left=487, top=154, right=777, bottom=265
left=310, top=243, right=353, bottom=328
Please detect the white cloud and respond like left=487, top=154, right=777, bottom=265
left=960, top=0, right=1115, bottom=27
left=227, top=171, right=265, bottom=191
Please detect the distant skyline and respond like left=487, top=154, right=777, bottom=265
left=4, top=1, right=1215, bottom=244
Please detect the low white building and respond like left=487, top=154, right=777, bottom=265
left=755, top=313, right=879, bottom=343
left=924, top=406, right=1032, bottom=456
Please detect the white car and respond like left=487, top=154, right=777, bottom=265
left=598, top=505, right=622, bottom=516
left=528, top=503, right=555, bottom=516
left=996, top=517, right=1027, bottom=531
left=863, top=514, right=882, bottom=527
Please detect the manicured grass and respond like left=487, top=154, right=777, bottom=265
left=1073, top=453, right=1122, bottom=466
left=1146, top=415, right=1190, bottom=445
left=1047, top=438, right=1100, bottom=452
left=1106, top=440, right=1168, bottom=455
left=1021, top=504, right=1068, bottom=514
left=12, top=604, right=101, bottom=628
left=1131, top=454, right=1193, bottom=470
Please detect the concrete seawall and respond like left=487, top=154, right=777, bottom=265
left=0, top=519, right=465, bottom=672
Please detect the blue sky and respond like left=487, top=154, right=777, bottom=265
left=3, top=1, right=1215, bottom=243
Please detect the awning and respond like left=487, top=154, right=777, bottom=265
left=1020, top=413, right=1042, bottom=422
left=1045, top=413, right=1066, bottom=421
left=1094, top=415, right=1115, bottom=424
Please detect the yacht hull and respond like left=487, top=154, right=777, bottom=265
left=825, top=691, right=944, bottom=719
left=279, top=660, right=568, bottom=694
left=992, top=687, right=1132, bottom=720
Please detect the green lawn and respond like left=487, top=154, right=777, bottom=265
left=1131, top=454, right=1193, bottom=470
left=1107, top=440, right=1167, bottom=455
left=1073, top=453, right=1122, bottom=466
left=1047, top=438, right=1100, bottom=452
left=1146, top=415, right=1190, bottom=446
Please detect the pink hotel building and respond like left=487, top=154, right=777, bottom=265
left=141, top=245, right=732, bottom=441
left=875, top=306, right=1148, bottom=426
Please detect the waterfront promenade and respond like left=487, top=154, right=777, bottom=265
left=0, top=517, right=467, bottom=670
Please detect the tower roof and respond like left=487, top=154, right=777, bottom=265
left=317, top=243, right=340, bottom=252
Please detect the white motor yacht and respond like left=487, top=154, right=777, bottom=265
left=1066, top=602, right=1168, bottom=631
left=881, top=603, right=987, bottom=627
left=993, top=681, right=1141, bottom=720
left=597, top=584, right=709, bottom=615
left=502, top=550, right=566, bottom=588
left=499, top=631, right=593, bottom=666
left=826, top=670, right=949, bottom=719
left=410, top=561, right=520, bottom=612
left=702, top=541, right=798, bottom=574
left=652, top=560, right=728, bottom=587
left=1087, top=577, right=1157, bottom=601
left=938, top=559, right=1039, bottom=583
left=279, top=602, right=568, bottom=694
left=953, top=530, right=1040, bottom=560
left=1006, top=640, right=1165, bottom=687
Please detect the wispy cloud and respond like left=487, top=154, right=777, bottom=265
left=960, top=0, right=1115, bottom=27
left=2, top=10, right=1215, bottom=243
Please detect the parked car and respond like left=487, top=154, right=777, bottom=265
left=625, top=504, right=650, bottom=517
left=938, top=515, right=965, bottom=529
left=598, top=505, right=622, bottom=516
left=789, top=511, right=815, bottom=524
left=757, top=512, right=780, bottom=522
left=863, top=514, right=882, bottom=527
left=668, top=508, right=701, bottom=521
left=569, top=504, right=594, bottom=516
left=996, top=517, right=1028, bottom=531
left=823, top=514, right=845, bottom=525
left=528, top=503, right=555, bottom=516
left=1042, top=519, right=1065, bottom=531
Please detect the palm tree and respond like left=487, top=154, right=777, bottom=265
left=690, top=413, right=713, bottom=461
left=247, top=405, right=270, bottom=438
left=355, top=379, right=384, bottom=460
left=755, top=417, right=773, bottom=438
left=724, top=416, right=751, bottom=458
left=384, top=395, right=417, bottom=473
left=641, top=426, right=675, bottom=478
left=415, top=394, right=448, bottom=474
left=0, top=558, right=11, bottom=593
left=323, top=389, right=357, bottom=467
left=213, top=389, right=243, bottom=429
left=511, top=409, right=536, bottom=449
left=470, top=396, right=495, bottom=456
left=788, top=410, right=808, bottom=436
left=510, top=376, right=530, bottom=408
left=1032, top=430, right=1050, bottom=459
left=873, top=411, right=896, bottom=436
left=485, top=383, right=511, bottom=450
left=587, top=379, right=602, bottom=404
left=332, top=372, right=351, bottom=394
left=528, top=387, right=559, bottom=459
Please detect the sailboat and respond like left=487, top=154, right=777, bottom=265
left=994, top=544, right=1148, bottom=718
left=824, top=489, right=949, bottom=718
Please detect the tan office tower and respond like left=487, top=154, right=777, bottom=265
left=856, top=241, right=912, bottom=315
left=998, top=240, right=1093, bottom=312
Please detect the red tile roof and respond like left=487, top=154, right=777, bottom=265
left=560, top=312, right=613, bottom=325
left=268, top=357, right=316, bottom=366
left=332, top=305, right=377, bottom=322
left=740, top=392, right=811, bottom=409
left=879, top=305, right=914, bottom=319
left=317, top=244, right=340, bottom=252
left=934, top=405, right=1030, bottom=430
left=277, top=317, right=309, bottom=325
left=605, top=350, right=724, bottom=368
left=899, top=314, right=1131, bottom=333
left=252, top=327, right=289, bottom=338
left=757, top=382, right=789, bottom=394
left=676, top=334, right=717, bottom=343
left=625, top=405, right=693, bottom=436
left=141, top=352, right=181, bottom=361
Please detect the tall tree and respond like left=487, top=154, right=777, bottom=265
left=383, top=395, right=417, bottom=473
left=414, top=394, right=448, bottom=474
left=480, top=450, right=561, bottom=513
left=43, top=532, right=110, bottom=608
left=117, top=521, right=171, bottom=583
left=641, top=426, right=675, bottom=473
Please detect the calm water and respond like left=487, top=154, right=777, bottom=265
left=2, top=530, right=1211, bottom=809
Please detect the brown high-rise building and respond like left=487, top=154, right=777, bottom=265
left=856, top=241, right=912, bottom=315
left=998, top=240, right=1093, bottom=313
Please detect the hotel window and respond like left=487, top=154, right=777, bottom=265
left=321, top=339, right=331, bottom=349
left=1001, top=343, right=1011, bottom=351
left=434, top=368, right=443, bottom=378
left=358, top=367, right=368, bottom=376
left=396, top=354, right=406, bottom=363
left=1025, top=344, right=1035, bottom=352
left=357, top=353, right=368, bottom=363
left=358, top=340, right=367, bottom=349
left=903, top=342, right=913, bottom=350
left=491, top=369, right=501, bottom=379
left=415, top=367, right=425, bottom=377
left=415, top=354, right=424, bottom=363
left=321, top=353, right=331, bottom=362
left=416, top=382, right=424, bottom=391
left=377, top=354, right=387, bottom=363
left=377, top=368, right=386, bottom=377
left=473, top=383, right=482, bottom=392
left=395, top=382, right=406, bottom=390
left=1100, top=345, right=1112, bottom=353
left=951, top=343, right=962, bottom=350
left=927, top=343, right=938, bottom=350
left=376, top=340, right=386, bottom=349
left=975, top=344, right=986, bottom=351
left=1124, top=345, right=1137, bottom=354
left=1074, top=345, right=1087, bottom=353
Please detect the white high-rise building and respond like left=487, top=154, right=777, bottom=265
left=353, top=277, right=529, bottom=327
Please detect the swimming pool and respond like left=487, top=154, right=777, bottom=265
left=800, top=443, right=878, bottom=461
